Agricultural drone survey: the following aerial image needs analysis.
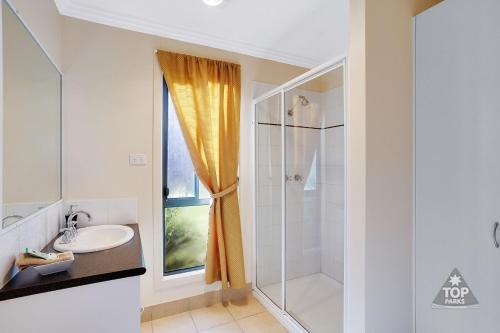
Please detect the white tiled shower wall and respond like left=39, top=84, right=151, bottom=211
left=285, top=90, right=323, bottom=281
left=254, top=82, right=344, bottom=287
left=320, top=87, right=345, bottom=283
left=256, top=90, right=282, bottom=286
left=0, top=198, right=137, bottom=287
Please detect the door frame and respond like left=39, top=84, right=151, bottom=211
left=252, top=55, right=348, bottom=333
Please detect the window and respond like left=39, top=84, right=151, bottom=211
left=304, top=152, right=317, bottom=191
left=163, top=79, right=210, bottom=276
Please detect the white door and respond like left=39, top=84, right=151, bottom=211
left=415, top=1, right=500, bottom=332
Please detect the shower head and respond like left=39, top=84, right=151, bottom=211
left=287, top=95, right=310, bottom=116
left=298, top=95, right=310, bottom=106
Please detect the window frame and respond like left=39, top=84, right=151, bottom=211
left=162, top=78, right=210, bottom=208
left=162, top=78, right=210, bottom=276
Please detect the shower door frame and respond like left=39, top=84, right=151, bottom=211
left=252, top=56, right=349, bottom=333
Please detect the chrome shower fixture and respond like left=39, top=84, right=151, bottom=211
left=298, top=95, right=310, bottom=106
left=287, top=95, right=310, bottom=116
left=285, top=174, right=304, bottom=182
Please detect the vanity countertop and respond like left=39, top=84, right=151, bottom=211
left=0, top=223, right=146, bottom=301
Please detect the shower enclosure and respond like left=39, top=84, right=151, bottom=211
left=253, top=59, right=346, bottom=333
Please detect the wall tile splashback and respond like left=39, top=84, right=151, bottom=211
left=63, top=198, right=137, bottom=227
left=0, top=202, right=62, bottom=287
left=0, top=198, right=137, bottom=288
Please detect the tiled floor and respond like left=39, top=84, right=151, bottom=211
left=141, top=296, right=288, bottom=333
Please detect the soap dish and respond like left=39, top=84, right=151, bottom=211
left=32, top=257, right=74, bottom=276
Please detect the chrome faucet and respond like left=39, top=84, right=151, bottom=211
left=2, top=215, right=23, bottom=228
left=60, top=205, right=92, bottom=244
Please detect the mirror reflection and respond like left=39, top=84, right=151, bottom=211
left=2, top=1, right=62, bottom=229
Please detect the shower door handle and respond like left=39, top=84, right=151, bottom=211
left=494, top=222, right=499, bottom=248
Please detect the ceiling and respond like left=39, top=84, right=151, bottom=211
left=54, top=0, right=349, bottom=68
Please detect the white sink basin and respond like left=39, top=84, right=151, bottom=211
left=53, top=225, right=134, bottom=253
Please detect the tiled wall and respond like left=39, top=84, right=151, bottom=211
left=0, top=198, right=138, bottom=288
left=285, top=96, right=323, bottom=280
left=320, top=86, right=344, bottom=283
left=320, top=127, right=345, bottom=283
left=3, top=201, right=54, bottom=223
left=255, top=82, right=345, bottom=287
left=0, top=202, right=62, bottom=287
left=256, top=114, right=282, bottom=287
left=63, top=198, right=138, bottom=227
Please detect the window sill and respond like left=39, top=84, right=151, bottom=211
left=163, top=268, right=204, bottom=280
left=161, top=268, right=206, bottom=287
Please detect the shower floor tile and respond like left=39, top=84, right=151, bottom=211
left=260, top=273, right=343, bottom=333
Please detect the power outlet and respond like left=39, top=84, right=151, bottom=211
left=129, top=153, right=147, bottom=166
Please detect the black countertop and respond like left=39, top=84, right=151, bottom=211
left=0, top=223, right=146, bottom=301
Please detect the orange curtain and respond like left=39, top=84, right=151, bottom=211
left=157, top=50, right=246, bottom=289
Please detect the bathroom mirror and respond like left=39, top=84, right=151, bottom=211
left=1, top=1, right=62, bottom=229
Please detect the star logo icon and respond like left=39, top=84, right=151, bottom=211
left=448, top=274, right=462, bottom=286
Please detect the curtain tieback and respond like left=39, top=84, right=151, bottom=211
left=210, top=178, right=239, bottom=199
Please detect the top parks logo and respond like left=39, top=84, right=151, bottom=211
left=432, top=268, right=479, bottom=309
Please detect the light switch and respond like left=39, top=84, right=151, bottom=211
left=129, top=153, right=147, bottom=166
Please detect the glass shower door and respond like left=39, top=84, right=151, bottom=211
left=255, top=93, right=283, bottom=308
left=284, top=67, right=345, bottom=333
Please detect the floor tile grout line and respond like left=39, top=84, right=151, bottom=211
left=225, top=303, right=238, bottom=322
left=235, top=311, right=268, bottom=332
left=234, top=316, right=245, bottom=333
left=187, top=310, right=200, bottom=332
left=220, top=305, right=237, bottom=330
left=144, top=300, right=272, bottom=333
left=190, top=304, right=237, bottom=332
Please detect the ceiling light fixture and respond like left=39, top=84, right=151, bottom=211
left=202, top=0, right=224, bottom=7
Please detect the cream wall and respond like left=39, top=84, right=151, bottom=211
left=347, top=0, right=441, bottom=332
left=347, top=1, right=366, bottom=331
left=9, top=0, right=62, bottom=69
left=61, top=17, right=307, bottom=306
left=2, top=0, right=63, bottom=207
left=3, top=2, right=61, bottom=205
